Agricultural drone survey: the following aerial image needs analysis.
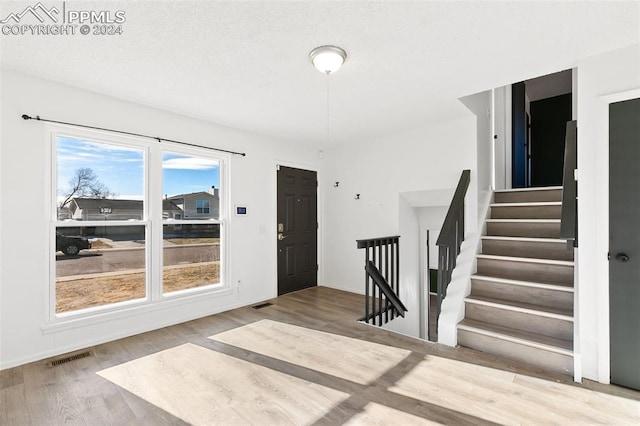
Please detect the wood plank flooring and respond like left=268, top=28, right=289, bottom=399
left=1, top=287, right=639, bottom=425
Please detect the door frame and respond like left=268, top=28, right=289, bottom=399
left=591, top=88, right=640, bottom=384
left=273, top=160, right=322, bottom=298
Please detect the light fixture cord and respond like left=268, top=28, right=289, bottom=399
left=326, top=74, right=330, bottom=145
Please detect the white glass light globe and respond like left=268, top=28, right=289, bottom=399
left=310, top=46, right=347, bottom=75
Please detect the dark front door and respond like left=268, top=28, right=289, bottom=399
left=609, top=97, right=640, bottom=391
left=277, top=166, right=317, bottom=295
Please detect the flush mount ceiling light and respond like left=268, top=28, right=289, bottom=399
left=310, top=45, right=347, bottom=75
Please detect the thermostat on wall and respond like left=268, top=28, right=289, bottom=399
left=235, top=206, right=247, bottom=216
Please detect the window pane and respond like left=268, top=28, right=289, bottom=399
left=56, top=226, right=146, bottom=313
left=162, top=152, right=220, bottom=220
left=163, top=224, right=220, bottom=294
left=57, top=136, right=144, bottom=221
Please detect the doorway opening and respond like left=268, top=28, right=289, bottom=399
left=512, top=69, right=573, bottom=188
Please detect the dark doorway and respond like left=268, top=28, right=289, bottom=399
left=609, top=97, right=640, bottom=391
left=512, top=69, right=573, bottom=188
left=512, top=81, right=528, bottom=188
left=277, top=166, right=318, bottom=296
left=530, top=94, right=572, bottom=186
left=526, top=112, right=531, bottom=186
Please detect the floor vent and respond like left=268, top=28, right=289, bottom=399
left=48, top=351, right=92, bottom=367
left=252, top=302, right=273, bottom=310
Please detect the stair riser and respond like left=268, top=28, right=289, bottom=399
left=491, top=205, right=561, bottom=219
left=465, top=302, right=573, bottom=341
left=458, top=329, right=573, bottom=375
left=486, top=222, right=560, bottom=238
left=477, top=258, right=573, bottom=285
left=494, top=189, right=562, bottom=203
left=482, top=240, right=574, bottom=261
left=471, top=279, right=573, bottom=311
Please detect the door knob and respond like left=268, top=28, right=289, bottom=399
left=616, top=253, right=630, bottom=262
left=278, top=233, right=288, bottom=241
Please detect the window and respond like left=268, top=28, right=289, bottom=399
left=54, top=136, right=146, bottom=314
left=196, top=199, right=210, bottom=214
left=162, top=152, right=221, bottom=294
left=52, top=131, right=227, bottom=318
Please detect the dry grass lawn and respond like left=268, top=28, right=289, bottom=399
left=56, top=262, right=220, bottom=313
left=90, top=240, right=113, bottom=249
left=165, top=238, right=220, bottom=245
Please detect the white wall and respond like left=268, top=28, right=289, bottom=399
left=383, top=195, right=422, bottom=338
left=417, top=206, right=448, bottom=339
left=320, top=113, right=476, bottom=302
left=0, top=64, right=3, bottom=371
left=0, top=70, right=322, bottom=369
left=460, top=90, right=493, bottom=217
left=576, top=43, right=640, bottom=383
left=493, top=86, right=510, bottom=190
left=382, top=196, right=449, bottom=339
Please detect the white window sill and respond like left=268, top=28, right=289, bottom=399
left=41, top=285, right=232, bottom=334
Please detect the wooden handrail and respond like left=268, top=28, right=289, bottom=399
left=436, top=170, right=471, bottom=247
left=356, top=236, right=400, bottom=249
left=560, top=121, right=578, bottom=247
left=434, top=169, right=471, bottom=339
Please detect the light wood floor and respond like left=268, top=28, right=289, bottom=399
left=1, top=287, right=639, bottom=425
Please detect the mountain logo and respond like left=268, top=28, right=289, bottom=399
left=0, top=2, right=60, bottom=24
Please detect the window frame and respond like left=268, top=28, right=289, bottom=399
left=47, top=126, right=229, bottom=323
left=195, top=199, right=210, bottom=215
left=159, top=148, right=226, bottom=298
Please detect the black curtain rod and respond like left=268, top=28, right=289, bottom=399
left=21, top=114, right=246, bottom=157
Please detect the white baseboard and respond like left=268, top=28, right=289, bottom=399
left=0, top=295, right=272, bottom=371
left=319, top=282, right=364, bottom=295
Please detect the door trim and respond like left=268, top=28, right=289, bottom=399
left=592, top=88, right=640, bottom=384
left=273, top=160, right=322, bottom=298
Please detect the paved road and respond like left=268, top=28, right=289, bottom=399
left=56, top=244, right=220, bottom=277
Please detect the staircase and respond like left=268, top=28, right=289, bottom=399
left=457, top=186, right=574, bottom=375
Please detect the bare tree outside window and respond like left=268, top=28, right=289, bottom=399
left=59, top=167, right=116, bottom=208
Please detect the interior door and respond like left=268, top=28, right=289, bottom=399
left=609, top=97, right=640, bottom=391
left=277, top=166, right=317, bottom=296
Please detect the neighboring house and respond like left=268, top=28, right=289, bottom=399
left=167, top=187, right=219, bottom=220
left=162, top=199, right=185, bottom=220
left=65, top=198, right=183, bottom=221
left=57, top=206, right=73, bottom=220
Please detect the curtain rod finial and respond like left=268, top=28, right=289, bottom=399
left=21, top=114, right=31, bottom=120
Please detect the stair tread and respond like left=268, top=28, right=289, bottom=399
left=465, top=187, right=574, bottom=370
left=471, top=275, right=574, bottom=291
left=481, top=235, right=568, bottom=243
left=494, top=186, right=563, bottom=193
left=477, top=254, right=574, bottom=266
left=491, top=201, right=562, bottom=207
left=458, top=318, right=573, bottom=354
left=465, top=294, right=573, bottom=318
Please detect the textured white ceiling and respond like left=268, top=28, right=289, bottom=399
left=1, top=1, right=638, bottom=145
